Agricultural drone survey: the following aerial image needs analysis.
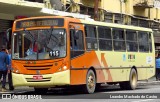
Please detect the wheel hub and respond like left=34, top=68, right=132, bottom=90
left=88, top=75, right=95, bottom=89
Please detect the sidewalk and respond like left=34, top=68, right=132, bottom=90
left=0, top=85, right=33, bottom=94
left=138, top=76, right=160, bottom=85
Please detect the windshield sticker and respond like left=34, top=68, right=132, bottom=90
left=13, top=53, right=19, bottom=59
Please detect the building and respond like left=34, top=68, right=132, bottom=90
left=0, top=0, right=160, bottom=49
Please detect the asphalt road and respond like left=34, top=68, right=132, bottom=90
left=1, top=84, right=160, bottom=102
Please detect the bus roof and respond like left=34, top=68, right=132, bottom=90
left=14, top=16, right=152, bottom=32
left=79, top=19, right=152, bottom=32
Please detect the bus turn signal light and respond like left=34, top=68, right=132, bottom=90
left=12, top=68, right=20, bottom=74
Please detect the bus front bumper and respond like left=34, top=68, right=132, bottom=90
left=12, top=70, right=70, bottom=87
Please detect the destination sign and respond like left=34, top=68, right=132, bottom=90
left=16, top=18, right=64, bottom=29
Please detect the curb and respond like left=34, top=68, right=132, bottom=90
left=138, top=80, right=160, bottom=86
left=0, top=89, right=33, bottom=94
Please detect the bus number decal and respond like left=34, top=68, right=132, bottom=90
left=49, top=51, right=60, bottom=57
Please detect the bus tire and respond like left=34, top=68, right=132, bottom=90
left=34, top=88, right=48, bottom=94
left=83, top=69, right=96, bottom=94
left=126, top=68, right=137, bottom=90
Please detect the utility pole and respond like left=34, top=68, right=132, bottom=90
left=94, top=0, right=99, bottom=21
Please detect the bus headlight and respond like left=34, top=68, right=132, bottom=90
left=58, top=66, right=68, bottom=71
left=63, top=66, right=67, bottom=70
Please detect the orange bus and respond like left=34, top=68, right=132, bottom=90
left=11, top=16, right=155, bottom=94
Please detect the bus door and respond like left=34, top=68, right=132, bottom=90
left=69, top=23, right=86, bottom=85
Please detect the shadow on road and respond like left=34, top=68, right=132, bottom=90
left=15, top=84, right=149, bottom=96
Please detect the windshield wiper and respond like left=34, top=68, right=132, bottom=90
left=42, top=29, right=60, bottom=49
left=24, top=29, right=36, bottom=42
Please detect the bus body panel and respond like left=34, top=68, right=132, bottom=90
left=12, top=70, right=70, bottom=87
left=70, top=51, right=113, bottom=85
left=12, top=59, right=66, bottom=75
left=95, top=51, right=155, bottom=82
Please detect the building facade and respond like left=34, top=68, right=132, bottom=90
left=0, top=0, right=160, bottom=49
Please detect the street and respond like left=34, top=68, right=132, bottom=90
left=0, top=77, right=160, bottom=102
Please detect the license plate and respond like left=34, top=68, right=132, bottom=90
left=33, top=75, right=43, bottom=80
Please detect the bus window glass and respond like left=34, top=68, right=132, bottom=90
left=85, top=25, right=98, bottom=50
left=138, top=31, right=149, bottom=52
left=85, top=25, right=96, bottom=38
left=126, top=30, right=138, bottom=52
left=98, top=26, right=112, bottom=51
left=70, top=29, right=84, bottom=58
left=113, top=28, right=125, bottom=51
left=12, top=29, right=66, bottom=60
left=98, top=27, right=111, bottom=39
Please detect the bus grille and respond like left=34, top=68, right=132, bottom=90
left=25, top=77, right=51, bottom=82
left=24, top=65, right=53, bottom=70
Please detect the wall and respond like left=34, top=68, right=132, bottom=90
left=102, top=0, right=124, bottom=13
left=0, top=13, right=14, bottom=20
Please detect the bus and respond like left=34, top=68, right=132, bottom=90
left=11, top=16, right=155, bottom=94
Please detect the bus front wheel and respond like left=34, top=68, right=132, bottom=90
left=83, top=69, right=96, bottom=94
left=126, top=68, right=138, bottom=90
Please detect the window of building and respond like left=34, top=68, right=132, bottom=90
left=104, top=12, right=113, bottom=23
left=139, top=19, right=149, bottom=28
left=114, top=14, right=124, bottom=24
left=80, top=6, right=88, bottom=15
left=131, top=17, right=138, bottom=26
left=85, top=25, right=98, bottom=50
left=113, top=28, right=126, bottom=51
left=126, top=30, right=138, bottom=52
left=98, top=26, right=112, bottom=51
left=88, top=8, right=95, bottom=19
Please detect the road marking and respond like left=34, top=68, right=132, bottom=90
left=132, top=99, right=156, bottom=102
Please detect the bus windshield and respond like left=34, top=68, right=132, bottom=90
left=12, top=28, right=66, bottom=60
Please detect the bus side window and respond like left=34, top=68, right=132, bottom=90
left=70, top=29, right=84, bottom=58
left=138, top=31, right=149, bottom=52
left=126, top=30, right=138, bottom=52
left=98, top=26, right=112, bottom=51
left=85, top=25, right=98, bottom=50
left=113, top=28, right=126, bottom=51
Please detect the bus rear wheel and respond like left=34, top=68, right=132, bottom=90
left=83, top=70, right=96, bottom=94
left=34, top=88, right=48, bottom=94
left=126, top=68, right=137, bottom=90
